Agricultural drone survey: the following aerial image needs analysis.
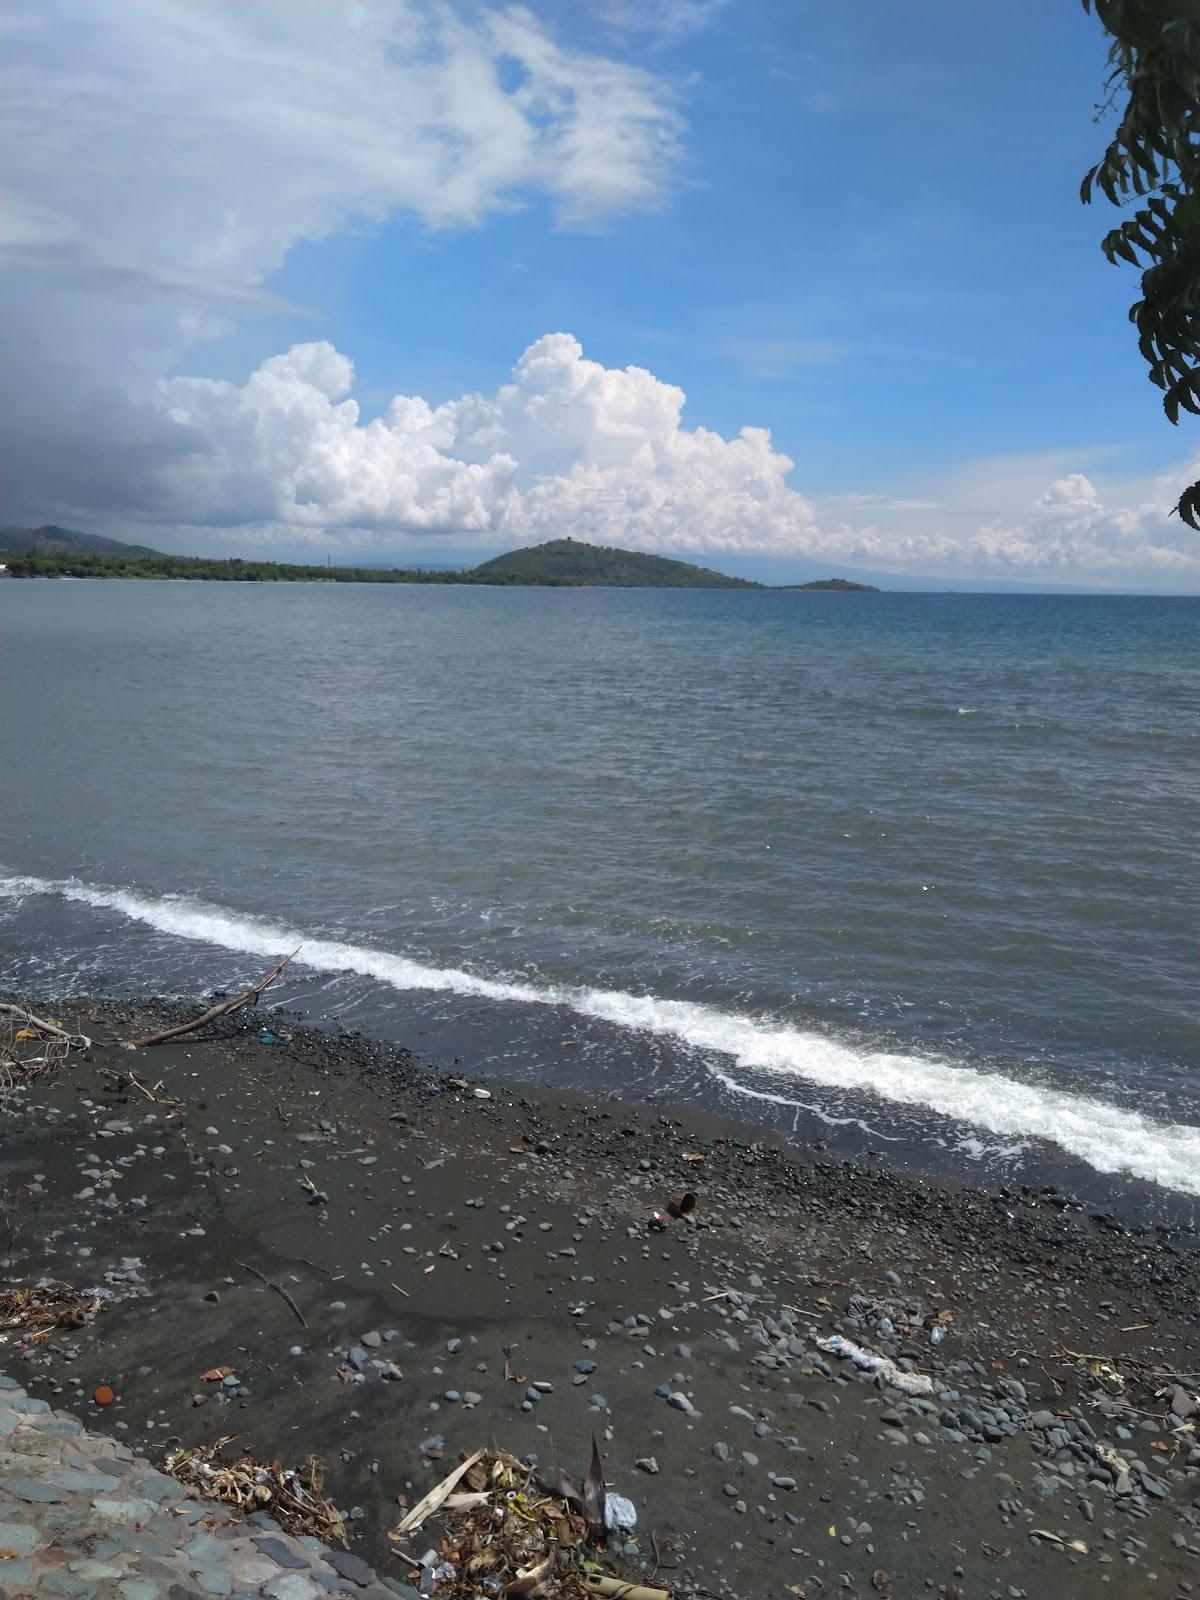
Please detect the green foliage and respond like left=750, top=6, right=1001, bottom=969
left=468, top=538, right=760, bottom=588
left=1082, top=1, right=1200, bottom=528
left=0, top=552, right=454, bottom=583
left=0, top=538, right=760, bottom=588
left=781, top=578, right=879, bottom=592
left=0, top=524, right=164, bottom=558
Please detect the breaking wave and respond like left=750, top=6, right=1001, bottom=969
left=7, top=872, right=1200, bottom=1198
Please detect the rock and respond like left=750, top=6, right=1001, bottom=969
left=327, top=1552, right=376, bottom=1587
left=635, top=1457, right=660, bottom=1475
left=265, top=1578, right=320, bottom=1600
left=254, top=1537, right=313, bottom=1570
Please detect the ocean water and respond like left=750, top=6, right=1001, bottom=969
left=2, top=581, right=1197, bottom=1210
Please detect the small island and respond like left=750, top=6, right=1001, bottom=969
left=781, top=577, right=879, bottom=592
left=1, top=528, right=881, bottom=590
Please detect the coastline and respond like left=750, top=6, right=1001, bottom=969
left=3, top=997, right=1199, bottom=1598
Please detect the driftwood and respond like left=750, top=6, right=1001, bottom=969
left=120, top=950, right=298, bottom=1049
left=236, top=1260, right=308, bottom=1327
left=0, top=1003, right=91, bottom=1050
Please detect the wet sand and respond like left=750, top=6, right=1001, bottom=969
left=2, top=998, right=1198, bottom=1599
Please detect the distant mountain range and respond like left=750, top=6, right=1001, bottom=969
left=0, top=531, right=879, bottom=589
left=0, top=524, right=165, bottom=559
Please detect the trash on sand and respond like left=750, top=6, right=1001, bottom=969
left=164, top=1435, right=347, bottom=1547
left=1031, top=1529, right=1088, bottom=1555
left=92, top=1385, right=115, bottom=1407
left=392, top=1442, right=655, bottom=1598
left=0, top=1282, right=104, bottom=1348
left=665, top=1192, right=697, bottom=1220
left=259, top=1030, right=279, bottom=1045
left=0, top=1004, right=90, bottom=1095
left=816, top=1334, right=934, bottom=1397
left=648, top=1212, right=669, bottom=1233
left=583, top=1579, right=669, bottom=1600
left=394, top=1448, right=486, bottom=1537
left=200, top=1365, right=236, bottom=1382
left=602, top=1495, right=637, bottom=1533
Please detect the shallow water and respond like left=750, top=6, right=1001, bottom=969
left=3, top=581, right=1197, bottom=1201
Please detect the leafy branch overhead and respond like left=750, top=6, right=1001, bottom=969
left=1082, top=1, right=1200, bottom=529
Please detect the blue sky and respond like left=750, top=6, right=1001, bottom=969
left=2, top=0, right=1196, bottom=588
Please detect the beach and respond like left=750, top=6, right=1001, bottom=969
left=3, top=998, right=1198, bottom=1599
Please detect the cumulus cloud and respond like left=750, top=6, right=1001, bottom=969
left=144, top=333, right=818, bottom=553
left=0, top=0, right=679, bottom=516
left=44, top=331, right=1190, bottom=588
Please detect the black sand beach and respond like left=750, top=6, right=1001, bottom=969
left=2, top=998, right=1198, bottom=1599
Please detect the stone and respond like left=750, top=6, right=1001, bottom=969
left=0, top=1522, right=41, bottom=1554
left=229, top=1555, right=283, bottom=1587
left=0, top=1478, right=63, bottom=1502
left=120, top=1582, right=163, bottom=1600
left=266, top=1577, right=321, bottom=1600
left=39, top=1575, right=93, bottom=1598
left=92, top=1497, right=162, bottom=1525
left=196, top=1566, right=235, bottom=1596
left=255, top=1537, right=312, bottom=1571
left=328, top=1551, right=376, bottom=1586
left=68, top=1558, right=128, bottom=1579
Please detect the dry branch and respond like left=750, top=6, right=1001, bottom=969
left=236, top=1260, right=308, bottom=1326
left=120, top=950, right=298, bottom=1048
left=0, top=1003, right=91, bottom=1049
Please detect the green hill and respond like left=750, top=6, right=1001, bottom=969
left=0, top=524, right=164, bottom=559
left=467, top=538, right=759, bottom=588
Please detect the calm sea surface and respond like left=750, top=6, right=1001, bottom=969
left=3, top=581, right=1197, bottom=1209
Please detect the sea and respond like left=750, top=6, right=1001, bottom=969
left=3, top=580, right=1197, bottom=1217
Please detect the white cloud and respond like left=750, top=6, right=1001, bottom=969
left=146, top=333, right=819, bottom=553
left=54, top=331, right=1192, bottom=588
left=0, top=0, right=680, bottom=513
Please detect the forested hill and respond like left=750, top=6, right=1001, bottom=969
left=1, top=535, right=762, bottom=588
left=2, top=535, right=878, bottom=590
left=0, top=524, right=164, bottom=559
left=467, top=539, right=759, bottom=587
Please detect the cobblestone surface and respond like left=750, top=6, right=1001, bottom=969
left=0, top=1376, right=418, bottom=1600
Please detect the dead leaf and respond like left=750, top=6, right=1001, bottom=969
left=682, top=1152, right=705, bottom=1163
left=871, top=1572, right=892, bottom=1597
left=980, top=1541, right=1010, bottom=1560
left=200, top=1366, right=235, bottom=1382
left=789, top=1588, right=808, bottom=1599
left=582, top=1437, right=606, bottom=1533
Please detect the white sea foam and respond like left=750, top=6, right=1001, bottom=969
left=8, top=872, right=1200, bottom=1198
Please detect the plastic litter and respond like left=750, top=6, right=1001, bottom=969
left=817, top=1334, right=934, bottom=1396
left=603, top=1493, right=638, bottom=1533
left=259, top=1029, right=279, bottom=1045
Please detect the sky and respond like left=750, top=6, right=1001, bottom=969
left=1, top=0, right=1197, bottom=590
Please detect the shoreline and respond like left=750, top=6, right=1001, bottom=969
left=3, top=996, right=1200, bottom=1597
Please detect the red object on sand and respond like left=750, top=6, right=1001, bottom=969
left=93, top=1385, right=115, bottom=1406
